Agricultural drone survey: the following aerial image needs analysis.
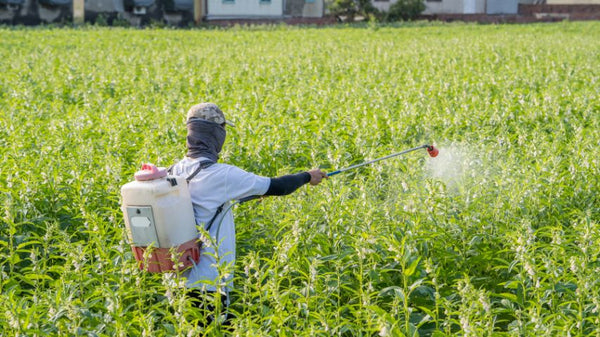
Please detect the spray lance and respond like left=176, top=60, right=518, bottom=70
left=326, top=144, right=438, bottom=177
left=237, top=144, right=439, bottom=204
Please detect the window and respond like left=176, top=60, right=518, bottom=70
left=222, top=0, right=234, bottom=3
left=260, top=0, right=271, bottom=3
left=305, top=0, right=315, bottom=3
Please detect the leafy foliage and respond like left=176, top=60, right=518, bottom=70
left=326, top=0, right=378, bottom=22
left=0, top=22, right=599, bottom=336
left=386, top=0, right=426, bottom=21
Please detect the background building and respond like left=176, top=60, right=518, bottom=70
left=0, top=0, right=325, bottom=25
left=372, top=0, right=599, bottom=15
left=1, top=0, right=599, bottom=25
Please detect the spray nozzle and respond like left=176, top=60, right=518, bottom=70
left=426, top=145, right=439, bottom=157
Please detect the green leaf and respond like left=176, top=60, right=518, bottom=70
left=380, top=286, right=405, bottom=301
left=493, top=292, right=518, bottom=302
left=404, top=257, right=420, bottom=277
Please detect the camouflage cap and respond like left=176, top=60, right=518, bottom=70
left=186, top=103, right=235, bottom=126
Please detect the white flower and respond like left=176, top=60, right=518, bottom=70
left=479, top=293, right=491, bottom=313
left=104, top=313, right=114, bottom=324
left=165, top=288, right=174, bottom=304
left=569, top=257, right=578, bottom=273
left=106, top=298, right=115, bottom=313
left=6, top=310, right=19, bottom=329
left=460, top=315, right=471, bottom=335
left=524, top=261, right=535, bottom=278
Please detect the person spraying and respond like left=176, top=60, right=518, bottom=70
left=120, top=102, right=438, bottom=324
left=168, top=103, right=326, bottom=310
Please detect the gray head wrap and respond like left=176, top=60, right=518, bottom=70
left=186, top=118, right=226, bottom=161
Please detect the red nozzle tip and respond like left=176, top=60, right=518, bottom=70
left=427, top=145, right=439, bottom=157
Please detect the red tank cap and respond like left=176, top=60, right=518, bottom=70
left=134, top=163, right=167, bottom=181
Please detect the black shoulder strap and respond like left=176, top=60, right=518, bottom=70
left=186, top=160, right=214, bottom=184
left=205, top=204, right=225, bottom=231
left=184, top=159, right=224, bottom=231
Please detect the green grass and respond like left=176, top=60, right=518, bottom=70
left=1, top=21, right=599, bottom=336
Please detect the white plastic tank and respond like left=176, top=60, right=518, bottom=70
left=121, top=163, right=199, bottom=272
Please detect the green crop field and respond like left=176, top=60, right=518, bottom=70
left=1, top=21, right=599, bottom=336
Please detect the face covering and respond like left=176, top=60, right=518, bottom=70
left=186, top=118, right=226, bottom=162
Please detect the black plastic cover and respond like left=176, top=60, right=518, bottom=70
left=38, top=0, right=71, bottom=6
left=163, top=0, right=192, bottom=12
left=124, top=0, right=155, bottom=7
left=0, top=0, right=25, bottom=5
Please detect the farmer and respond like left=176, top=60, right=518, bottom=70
left=170, top=102, right=326, bottom=315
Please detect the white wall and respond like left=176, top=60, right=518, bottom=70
left=486, top=0, right=519, bottom=14
left=546, top=0, right=600, bottom=3
left=463, top=0, right=476, bottom=13
left=423, top=0, right=485, bottom=14
left=207, top=0, right=283, bottom=17
left=380, top=0, right=599, bottom=16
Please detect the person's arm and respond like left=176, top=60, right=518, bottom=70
left=264, top=169, right=326, bottom=196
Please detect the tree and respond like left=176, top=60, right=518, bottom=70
left=327, top=0, right=378, bottom=22
left=386, top=0, right=425, bottom=21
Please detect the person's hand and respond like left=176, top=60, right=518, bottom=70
left=307, top=169, right=327, bottom=186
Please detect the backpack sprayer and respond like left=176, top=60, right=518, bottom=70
left=120, top=164, right=201, bottom=273
left=120, top=144, right=438, bottom=273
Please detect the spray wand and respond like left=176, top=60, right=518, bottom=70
left=326, top=144, right=438, bottom=177
left=238, top=144, right=438, bottom=204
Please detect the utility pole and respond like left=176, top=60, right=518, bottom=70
left=194, top=0, right=203, bottom=24
left=73, top=0, right=84, bottom=25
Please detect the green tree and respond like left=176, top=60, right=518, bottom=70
left=327, top=0, right=378, bottom=22
left=386, top=0, right=425, bottom=21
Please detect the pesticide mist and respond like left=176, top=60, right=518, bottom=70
left=425, top=144, right=484, bottom=192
